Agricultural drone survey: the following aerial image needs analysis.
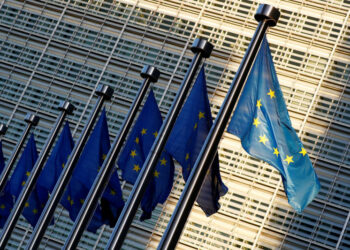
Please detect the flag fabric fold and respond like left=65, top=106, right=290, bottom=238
left=118, top=90, right=174, bottom=221
left=227, top=37, right=320, bottom=213
left=62, top=109, right=124, bottom=232
left=166, top=66, right=228, bottom=216
left=0, top=141, right=13, bottom=228
left=8, top=134, right=42, bottom=227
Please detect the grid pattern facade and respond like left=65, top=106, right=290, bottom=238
left=0, top=0, right=349, bottom=249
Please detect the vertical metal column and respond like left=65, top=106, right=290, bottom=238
left=0, top=113, right=39, bottom=192
left=157, top=4, right=280, bottom=250
left=63, top=65, right=160, bottom=249
left=0, top=101, right=75, bottom=249
left=26, top=85, right=113, bottom=250
left=106, top=38, right=213, bottom=250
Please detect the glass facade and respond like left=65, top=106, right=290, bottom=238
left=0, top=0, right=349, bottom=249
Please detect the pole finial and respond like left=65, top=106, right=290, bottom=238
left=95, top=84, right=114, bottom=100
left=140, top=65, right=160, bottom=82
left=58, top=101, right=75, bottom=115
left=191, top=38, right=213, bottom=59
left=255, top=4, right=280, bottom=27
left=24, top=113, right=39, bottom=126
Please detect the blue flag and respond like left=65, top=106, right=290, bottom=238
left=0, top=184, right=13, bottom=228
left=8, top=134, right=43, bottom=227
left=36, top=122, right=74, bottom=203
left=0, top=141, right=5, bottom=173
left=118, top=90, right=174, bottom=220
left=227, top=37, right=320, bottom=213
left=9, top=134, right=38, bottom=197
left=62, top=109, right=123, bottom=232
left=0, top=141, right=13, bottom=228
left=22, top=122, right=74, bottom=227
left=166, top=66, right=228, bottom=216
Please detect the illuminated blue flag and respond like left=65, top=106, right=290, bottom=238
left=118, top=90, right=174, bottom=220
left=62, top=109, right=122, bottom=232
left=0, top=141, right=5, bottom=173
left=166, top=66, right=228, bottom=216
left=23, top=122, right=74, bottom=227
left=227, top=37, right=320, bottom=213
left=9, top=134, right=38, bottom=197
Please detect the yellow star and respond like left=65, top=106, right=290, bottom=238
left=154, top=170, right=160, bottom=178
left=135, top=137, right=139, bottom=144
left=160, top=158, right=167, bottom=166
left=141, top=128, right=147, bottom=135
left=21, top=181, right=26, bottom=186
left=299, top=148, right=307, bottom=156
left=33, top=208, right=38, bottom=214
left=259, top=135, right=268, bottom=145
left=198, top=112, right=205, bottom=120
left=26, top=171, right=30, bottom=177
left=25, top=202, right=29, bottom=207
left=110, top=189, right=116, bottom=196
left=267, top=89, right=275, bottom=98
left=62, top=163, right=65, bottom=169
left=193, top=123, right=198, bottom=130
left=70, top=199, right=74, bottom=206
left=102, top=154, right=107, bottom=160
left=153, top=131, right=158, bottom=138
left=80, top=199, right=84, bottom=204
left=130, top=150, right=137, bottom=158
left=284, top=155, right=294, bottom=165
left=133, top=164, right=140, bottom=172
left=256, top=99, right=262, bottom=109
left=67, top=196, right=71, bottom=201
left=253, top=118, right=260, bottom=127
left=0, top=204, right=5, bottom=209
left=273, top=147, right=279, bottom=157
left=185, top=153, right=189, bottom=161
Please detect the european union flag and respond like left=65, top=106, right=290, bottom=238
left=8, top=134, right=43, bottom=227
left=0, top=141, right=5, bottom=173
left=227, top=37, right=320, bottom=213
left=0, top=144, right=13, bottom=228
left=9, top=134, right=38, bottom=197
left=166, top=66, right=228, bottom=216
left=118, top=90, right=174, bottom=220
left=62, top=109, right=121, bottom=232
left=0, top=184, right=13, bottom=228
left=22, top=122, right=74, bottom=227
left=36, top=122, right=74, bottom=203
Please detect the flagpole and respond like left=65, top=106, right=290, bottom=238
left=0, top=101, right=75, bottom=248
left=0, top=124, right=7, bottom=137
left=26, top=85, right=113, bottom=250
left=157, top=4, right=280, bottom=249
left=106, top=38, right=213, bottom=250
left=63, top=65, right=160, bottom=249
left=0, top=113, right=39, bottom=193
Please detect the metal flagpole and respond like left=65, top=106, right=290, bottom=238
left=0, top=113, right=39, bottom=193
left=0, top=101, right=75, bottom=248
left=63, top=65, right=160, bottom=249
left=106, top=38, right=213, bottom=250
left=26, top=85, right=113, bottom=250
left=157, top=4, right=280, bottom=249
left=0, top=124, right=7, bottom=137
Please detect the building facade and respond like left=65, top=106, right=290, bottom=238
left=0, top=0, right=349, bottom=249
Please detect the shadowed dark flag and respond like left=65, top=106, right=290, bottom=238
left=166, top=66, right=228, bottom=216
left=227, top=37, right=320, bottom=213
